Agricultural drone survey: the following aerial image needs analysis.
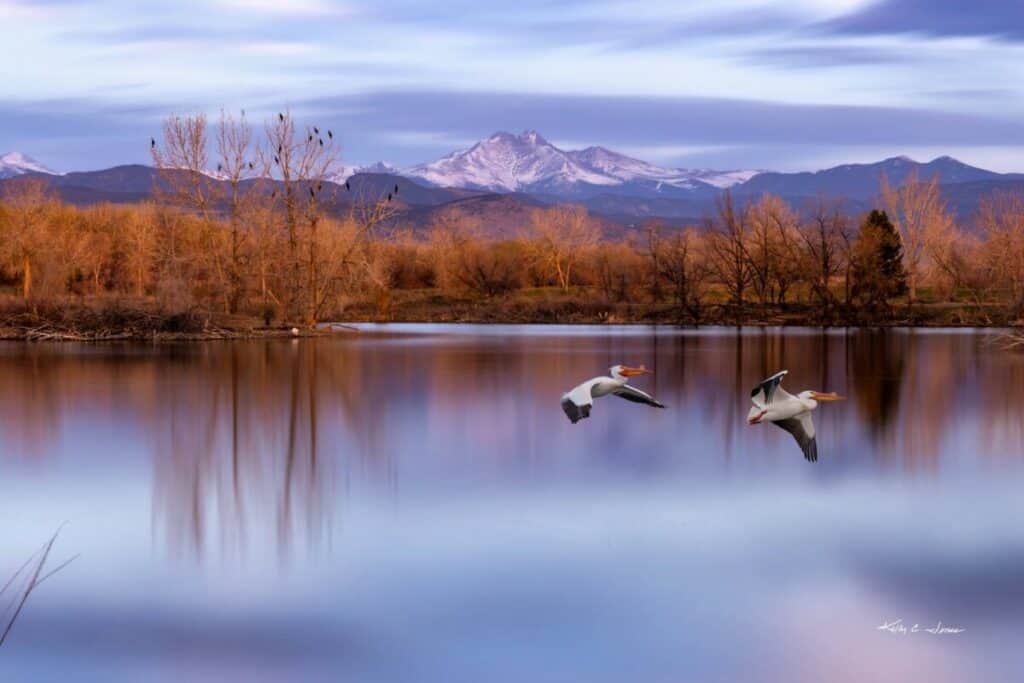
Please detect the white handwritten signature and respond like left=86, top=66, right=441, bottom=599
left=877, top=619, right=965, bottom=635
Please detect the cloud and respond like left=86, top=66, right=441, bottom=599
left=743, top=45, right=917, bottom=69
left=289, top=89, right=1024, bottom=170
left=308, top=90, right=1024, bottom=149
left=7, top=89, right=1024, bottom=172
left=212, top=0, right=352, bottom=17
left=823, top=0, right=1024, bottom=41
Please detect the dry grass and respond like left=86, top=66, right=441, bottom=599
left=0, top=525, right=78, bottom=649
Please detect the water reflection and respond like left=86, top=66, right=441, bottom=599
left=2, top=327, right=1024, bottom=682
left=2, top=328, right=1024, bottom=563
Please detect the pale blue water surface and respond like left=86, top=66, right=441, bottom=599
left=1, top=326, right=1022, bottom=682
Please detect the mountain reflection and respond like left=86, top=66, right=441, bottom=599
left=2, top=328, right=1024, bottom=561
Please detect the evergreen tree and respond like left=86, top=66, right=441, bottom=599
left=851, top=209, right=907, bottom=311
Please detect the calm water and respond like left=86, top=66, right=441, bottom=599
left=2, top=325, right=1023, bottom=682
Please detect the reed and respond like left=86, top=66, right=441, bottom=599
left=0, top=525, right=79, bottom=649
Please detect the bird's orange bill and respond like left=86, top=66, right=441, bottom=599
left=748, top=409, right=767, bottom=425
left=619, top=365, right=652, bottom=377
left=810, top=391, right=845, bottom=401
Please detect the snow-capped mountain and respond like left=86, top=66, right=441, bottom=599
left=406, top=131, right=616, bottom=192
left=402, top=131, right=757, bottom=196
left=330, top=161, right=400, bottom=183
left=0, top=152, right=60, bottom=179
left=566, top=146, right=756, bottom=190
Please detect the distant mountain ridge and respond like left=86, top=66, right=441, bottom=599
left=733, top=154, right=1024, bottom=199
left=5, top=138, right=1024, bottom=229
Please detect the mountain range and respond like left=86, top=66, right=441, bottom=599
left=4, top=132, right=1024, bottom=232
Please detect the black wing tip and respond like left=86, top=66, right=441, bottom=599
left=561, top=398, right=591, bottom=424
left=804, top=441, right=819, bottom=463
left=752, top=370, right=788, bottom=397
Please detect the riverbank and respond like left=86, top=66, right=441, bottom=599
left=335, top=290, right=1019, bottom=328
left=1, top=293, right=1016, bottom=341
left=0, top=302, right=329, bottom=341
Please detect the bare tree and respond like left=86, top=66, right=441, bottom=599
left=649, top=226, right=710, bottom=322
left=706, top=192, right=753, bottom=315
left=881, top=170, right=955, bottom=304
left=152, top=113, right=215, bottom=219
left=799, top=198, right=851, bottom=313
left=747, top=194, right=800, bottom=306
left=152, top=113, right=235, bottom=311
left=977, top=191, right=1024, bottom=316
left=215, top=109, right=261, bottom=312
left=527, top=205, right=600, bottom=291
left=265, top=110, right=342, bottom=323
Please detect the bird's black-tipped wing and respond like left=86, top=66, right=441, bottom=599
left=751, top=370, right=789, bottom=408
left=612, top=385, right=666, bottom=409
left=773, top=413, right=818, bottom=462
left=561, top=397, right=592, bottom=424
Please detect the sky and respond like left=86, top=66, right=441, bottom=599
left=3, top=0, right=1024, bottom=173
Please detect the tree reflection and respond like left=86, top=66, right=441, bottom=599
left=148, top=341, right=349, bottom=564
left=3, top=329, right=1024, bottom=564
left=848, top=329, right=905, bottom=447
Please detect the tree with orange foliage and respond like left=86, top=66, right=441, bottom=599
left=0, top=177, right=54, bottom=299
left=881, top=170, right=955, bottom=304
left=527, top=205, right=600, bottom=292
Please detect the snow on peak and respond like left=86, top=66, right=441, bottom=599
left=405, top=130, right=617, bottom=192
left=328, top=161, right=399, bottom=183
left=403, top=132, right=758, bottom=193
left=0, top=152, right=60, bottom=178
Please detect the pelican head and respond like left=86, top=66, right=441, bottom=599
left=611, top=364, right=652, bottom=381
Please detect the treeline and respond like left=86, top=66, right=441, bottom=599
left=3, top=111, right=1024, bottom=329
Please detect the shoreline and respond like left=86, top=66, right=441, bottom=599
left=0, top=301, right=1019, bottom=342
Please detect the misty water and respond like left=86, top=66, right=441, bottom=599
left=2, top=325, right=1023, bottom=682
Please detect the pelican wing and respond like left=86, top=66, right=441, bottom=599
left=611, top=384, right=666, bottom=409
left=773, top=412, right=818, bottom=462
left=751, top=370, right=792, bottom=408
left=561, top=381, right=596, bottom=424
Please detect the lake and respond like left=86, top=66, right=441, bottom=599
left=1, top=325, right=1022, bottom=682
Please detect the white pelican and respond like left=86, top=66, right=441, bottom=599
left=561, top=364, right=665, bottom=423
left=747, top=370, right=844, bottom=462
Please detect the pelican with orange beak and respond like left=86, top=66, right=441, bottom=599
left=561, top=364, right=665, bottom=424
left=748, top=370, right=844, bottom=462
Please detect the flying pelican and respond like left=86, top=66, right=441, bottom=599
left=748, top=370, right=844, bottom=462
left=561, top=364, right=665, bottom=423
